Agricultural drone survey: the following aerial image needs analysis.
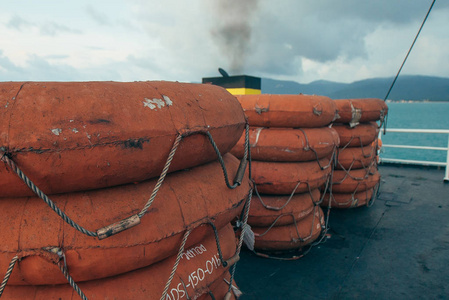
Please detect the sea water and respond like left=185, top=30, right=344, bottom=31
left=379, top=102, right=449, bottom=163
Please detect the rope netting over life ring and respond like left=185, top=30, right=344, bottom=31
left=0, top=125, right=250, bottom=240
left=0, top=124, right=253, bottom=299
left=244, top=164, right=334, bottom=261
left=322, top=183, right=381, bottom=208
left=238, top=140, right=337, bottom=261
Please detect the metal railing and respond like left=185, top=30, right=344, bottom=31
left=379, top=128, right=449, bottom=182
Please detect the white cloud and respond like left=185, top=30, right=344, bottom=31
left=297, top=6, right=449, bottom=83
left=0, top=0, right=448, bottom=83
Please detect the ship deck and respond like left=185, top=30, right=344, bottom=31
left=235, top=164, right=449, bottom=299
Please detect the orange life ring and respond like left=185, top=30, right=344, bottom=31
left=252, top=159, right=331, bottom=195
left=332, top=167, right=380, bottom=194
left=0, top=154, right=249, bottom=285
left=252, top=207, right=324, bottom=251
left=0, top=81, right=245, bottom=197
left=1, top=224, right=236, bottom=300
left=336, top=143, right=377, bottom=170
left=321, top=188, right=376, bottom=208
left=231, top=126, right=339, bottom=162
left=248, top=189, right=320, bottom=227
left=236, top=94, right=337, bottom=128
left=334, top=98, right=388, bottom=124
left=332, top=122, right=379, bottom=147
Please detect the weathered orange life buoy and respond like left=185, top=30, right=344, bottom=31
left=0, top=154, right=249, bottom=285
left=231, top=127, right=339, bottom=162
left=332, top=122, right=379, bottom=147
left=0, top=81, right=245, bottom=197
left=253, top=207, right=324, bottom=251
left=251, top=159, right=331, bottom=194
left=321, top=188, right=375, bottom=208
left=236, top=94, right=337, bottom=128
left=248, top=189, right=320, bottom=227
left=332, top=167, right=380, bottom=194
left=334, top=98, right=388, bottom=124
left=336, top=144, right=376, bottom=170
left=1, top=224, right=236, bottom=300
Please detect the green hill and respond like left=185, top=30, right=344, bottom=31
left=262, top=75, right=449, bottom=101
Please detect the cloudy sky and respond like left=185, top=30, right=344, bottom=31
left=1, top=0, right=448, bottom=83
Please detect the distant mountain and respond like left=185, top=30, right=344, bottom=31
left=262, top=75, right=449, bottom=101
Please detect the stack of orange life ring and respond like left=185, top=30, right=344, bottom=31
left=0, top=81, right=251, bottom=299
left=231, top=94, right=339, bottom=253
left=322, top=98, right=388, bottom=208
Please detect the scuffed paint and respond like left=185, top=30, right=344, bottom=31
left=143, top=96, right=173, bottom=110
left=51, top=128, right=62, bottom=136
left=251, top=127, right=263, bottom=148
left=162, top=95, right=173, bottom=106
left=72, top=128, right=79, bottom=133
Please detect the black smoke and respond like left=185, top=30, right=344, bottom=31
left=209, top=0, right=259, bottom=74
